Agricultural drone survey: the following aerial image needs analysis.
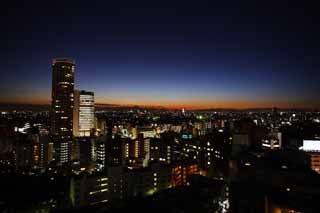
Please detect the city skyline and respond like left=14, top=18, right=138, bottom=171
left=2, top=1, right=320, bottom=212
left=2, top=1, right=319, bottom=109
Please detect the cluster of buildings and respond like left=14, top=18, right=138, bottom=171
left=0, top=58, right=320, bottom=212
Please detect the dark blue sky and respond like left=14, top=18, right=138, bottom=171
left=2, top=1, right=319, bottom=109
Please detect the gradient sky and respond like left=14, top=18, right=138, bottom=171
left=2, top=1, right=320, bottom=109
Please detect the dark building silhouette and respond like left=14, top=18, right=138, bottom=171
left=106, top=135, right=125, bottom=167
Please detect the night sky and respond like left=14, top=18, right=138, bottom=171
left=2, top=1, right=319, bottom=109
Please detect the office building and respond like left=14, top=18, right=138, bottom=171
left=301, top=140, right=320, bottom=174
left=73, top=90, right=95, bottom=137
left=51, top=58, right=75, bottom=165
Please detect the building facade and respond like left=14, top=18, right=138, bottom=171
left=51, top=58, right=75, bottom=165
left=73, top=90, right=95, bottom=137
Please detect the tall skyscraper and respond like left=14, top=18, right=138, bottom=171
left=51, top=58, right=75, bottom=165
left=73, top=90, right=95, bottom=137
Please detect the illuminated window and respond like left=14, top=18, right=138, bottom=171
left=89, top=191, right=99, bottom=195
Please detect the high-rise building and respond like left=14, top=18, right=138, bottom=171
left=51, top=58, right=75, bottom=165
left=73, top=90, right=95, bottom=137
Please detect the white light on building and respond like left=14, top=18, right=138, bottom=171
left=73, top=90, right=94, bottom=137
left=301, top=140, right=320, bottom=152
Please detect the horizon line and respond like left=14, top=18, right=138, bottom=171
left=0, top=101, right=318, bottom=111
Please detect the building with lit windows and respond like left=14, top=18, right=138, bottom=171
left=310, top=154, right=320, bottom=174
left=126, top=134, right=145, bottom=160
left=38, top=135, right=50, bottom=168
left=96, top=137, right=106, bottom=171
left=148, top=136, right=175, bottom=164
left=107, top=166, right=125, bottom=200
left=301, top=140, right=320, bottom=174
left=70, top=174, right=109, bottom=208
left=144, top=138, right=150, bottom=162
left=182, top=131, right=232, bottom=178
left=171, top=160, right=199, bottom=187
left=261, top=132, right=282, bottom=150
left=261, top=138, right=280, bottom=150
left=125, top=163, right=171, bottom=198
left=73, top=90, right=94, bottom=137
left=138, top=127, right=157, bottom=138
left=51, top=58, right=75, bottom=165
left=71, top=137, right=96, bottom=172
left=13, top=130, right=50, bottom=170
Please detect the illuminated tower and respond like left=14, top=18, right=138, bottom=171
left=73, top=90, right=95, bottom=137
left=51, top=58, right=75, bottom=165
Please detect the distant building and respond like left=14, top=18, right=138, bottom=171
left=138, top=127, right=157, bottom=138
left=73, top=90, right=95, bottom=137
left=95, top=117, right=107, bottom=136
left=51, top=58, right=75, bottom=165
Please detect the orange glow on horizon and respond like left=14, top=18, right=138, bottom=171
left=1, top=97, right=318, bottom=110
left=0, top=98, right=50, bottom=105
left=95, top=98, right=317, bottom=110
left=95, top=100, right=318, bottom=110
